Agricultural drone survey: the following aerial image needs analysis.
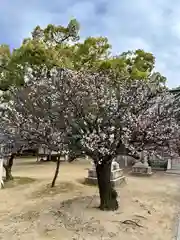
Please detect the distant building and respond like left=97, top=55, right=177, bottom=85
left=169, top=87, right=180, bottom=97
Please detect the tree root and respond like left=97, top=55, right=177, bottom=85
left=120, top=219, right=144, bottom=228
left=134, top=214, right=147, bottom=219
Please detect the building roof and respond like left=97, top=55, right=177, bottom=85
left=169, top=88, right=180, bottom=93
left=169, top=88, right=180, bottom=99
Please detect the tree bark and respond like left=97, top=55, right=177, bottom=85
left=3, top=154, right=15, bottom=181
left=96, top=160, right=119, bottom=211
left=51, top=155, right=61, bottom=187
left=46, top=151, right=52, bottom=161
left=51, top=155, right=58, bottom=162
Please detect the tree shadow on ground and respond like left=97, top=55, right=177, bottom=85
left=31, top=181, right=83, bottom=199
left=15, top=160, right=51, bottom=166
left=3, top=177, right=36, bottom=189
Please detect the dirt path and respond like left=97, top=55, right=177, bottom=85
left=0, top=158, right=179, bottom=239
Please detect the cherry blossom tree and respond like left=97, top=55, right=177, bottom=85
left=2, top=68, right=179, bottom=210
left=0, top=120, right=25, bottom=181
left=0, top=97, right=34, bottom=181
left=62, top=71, right=178, bottom=210
left=0, top=68, right=75, bottom=186
left=167, top=94, right=180, bottom=157
left=125, top=90, right=179, bottom=156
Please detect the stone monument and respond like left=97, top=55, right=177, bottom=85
left=166, top=157, right=180, bottom=175
left=85, top=159, right=125, bottom=186
left=132, top=151, right=152, bottom=176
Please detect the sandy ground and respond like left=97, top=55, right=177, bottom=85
left=0, top=158, right=179, bottom=240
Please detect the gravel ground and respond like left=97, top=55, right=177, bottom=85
left=0, top=158, right=179, bottom=240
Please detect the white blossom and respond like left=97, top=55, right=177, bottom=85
left=0, top=67, right=179, bottom=163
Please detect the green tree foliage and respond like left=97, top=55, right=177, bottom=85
left=99, top=49, right=166, bottom=85
left=69, top=37, right=111, bottom=70
left=0, top=18, right=166, bottom=92
left=0, top=19, right=80, bottom=91
left=0, top=44, right=12, bottom=91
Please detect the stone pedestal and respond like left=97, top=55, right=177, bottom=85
left=85, top=160, right=125, bottom=187
left=132, top=161, right=152, bottom=176
left=166, top=157, right=180, bottom=175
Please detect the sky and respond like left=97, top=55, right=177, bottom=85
left=0, top=0, right=180, bottom=89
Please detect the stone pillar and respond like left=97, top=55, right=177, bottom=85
left=64, top=154, right=69, bottom=161
left=143, top=151, right=149, bottom=166
left=167, top=158, right=171, bottom=170
left=0, top=158, right=4, bottom=188
left=166, top=156, right=180, bottom=174
left=124, top=156, right=128, bottom=167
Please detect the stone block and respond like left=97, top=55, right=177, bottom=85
left=132, top=162, right=152, bottom=176
left=88, top=168, right=124, bottom=180
left=85, top=175, right=125, bottom=187
left=111, top=169, right=123, bottom=179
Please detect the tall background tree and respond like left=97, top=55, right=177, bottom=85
left=0, top=19, right=166, bottom=94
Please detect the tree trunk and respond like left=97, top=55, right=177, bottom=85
left=3, top=154, right=15, bottom=181
left=46, top=151, right=52, bottom=161
left=51, top=155, right=61, bottom=187
left=96, top=160, right=119, bottom=211
left=51, top=155, right=58, bottom=162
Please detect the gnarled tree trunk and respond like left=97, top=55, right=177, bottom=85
left=96, top=160, right=119, bottom=211
left=51, top=155, right=61, bottom=187
left=3, top=153, right=15, bottom=181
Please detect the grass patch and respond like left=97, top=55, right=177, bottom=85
left=31, top=181, right=81, bottom=198
left=4, top=177, right=36, bottom=189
